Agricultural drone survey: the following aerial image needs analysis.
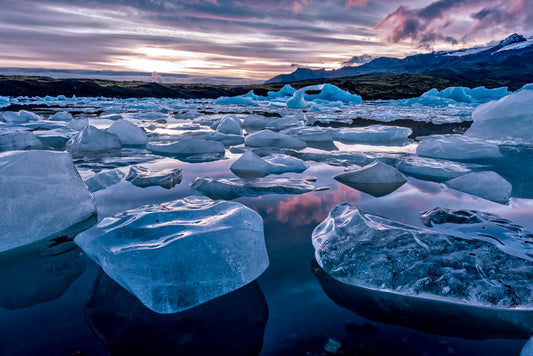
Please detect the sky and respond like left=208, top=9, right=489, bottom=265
left=0, top=0, right=531, bottom=81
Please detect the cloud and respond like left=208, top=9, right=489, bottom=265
left=343, top=54, right=376, bottom=66
left=376, top=0, right=533, bottom=46
left=346, top=0, right=370, bottom=7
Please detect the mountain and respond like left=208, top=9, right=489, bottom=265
left=265, top=34, right=533, bottom=84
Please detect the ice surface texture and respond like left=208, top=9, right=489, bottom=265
left=66, top=125, right=122, bottom=153
left=0, top=131, right=41, bottom=151
left=416, top=134, right=501, bottom=161
left=466, top=89, right=533, bottom=144
left=445, top=171, right=512, bottom=204
left=75, top=196, right=269, bottom=314
left=107, top=119, right=149, bottom=146
left=0, top=150, right=95, bottom=252
left=313, top=203, right=533, bottom=307
left=126, top=165, right=182, bottom=189
left=85, top=169, right=125, bottom=192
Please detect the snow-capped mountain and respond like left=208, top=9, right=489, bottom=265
left=266, top=34, right=533, bottom=84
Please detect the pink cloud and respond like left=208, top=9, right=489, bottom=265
left=346, top=0, right=370, bottom=8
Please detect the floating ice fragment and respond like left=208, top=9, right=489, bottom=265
left=0, top=131, right=41, bottom=151
left=74, top=196, right=269, bottom=314
left=191, top=176, right=326, bottom=200
left=0, top=150, right=96, bottom=252
left=466, top=90, right=533, bottom=144
left=33, top=127, right=77, bottom=149
left=267, top=84, right=296, bottom=98
left=245, top=129, right=306, bottom=150
left=215, top=96, right=254, bottom=105
left=334, top=160, right=407, bottom=196
left=302, top=84, right=362, bottom=104
left=66, top=125, right=122, bottom=153
left=107, top=119, right=149, bottom=146
left=286, top=91, right=310, bottom=109
left=445, top=171, right=512, bottom=204
left=66, top=117, right=89, bottom=131
left=312, top=203, right=533, bottom=307
left=49, top=111, right=73, bottom=121
left=522, top=335, right=533, bottom=356
left=147, top=138, right=226, bottom=161
left=416, top=134, right=501, bottom=161
left=230, top=150, right=307, bottom=178
left=333, top=125, right=412, bottom=143
left=1, top=110, right=41, bottom=123
left=213, top=116, right=243, bottom=135
left=126, top=165, right=182, bottom=189
left=396, top=156, right=476, bottom=182
left=85, top=168, right=125, bottom=192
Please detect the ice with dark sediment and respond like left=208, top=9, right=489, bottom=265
left=416, top=134, right=501, bottom=161
left=313, top=203, right=533, bottom=308
left=66, top=125, right=122, bottom=153
left=230, top=150, right=307, bottom=178
left=333, top=125, right=412, bottom=143
left=334, top=160, right=407, bottom=196
left=396, top=155, right=479, bottom=182
left=85, top=168, right=125, bottom=192
left=107, top=119, right=149, bottom=146
left=74, top=196, right=269, bottom=314
left=0, top=150, right=95, bottom=252
left=191, top=176, right=327, bottom=200
left=245, top=129, right=306, bottom=150
left=445, top=171, right=512, bottom=204
left=147, top=138, right=226, bottom=162
left=126, top=165, right=183, bottom=189
left=0, top=130, right=41, bottom=151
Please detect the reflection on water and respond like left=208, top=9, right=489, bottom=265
left=84, top=272, right=268, bottom=356
left=312, top=260, right=533, bottom=340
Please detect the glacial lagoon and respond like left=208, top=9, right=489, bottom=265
left=1, top=85, right=533, bottom=355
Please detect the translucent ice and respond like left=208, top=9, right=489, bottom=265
left=445, top=171, right=512, bottom=204
left=416, top=134, right=501, bottom=161
left=0, top=131, right=41, bottom=151
left=1, top=110, right=41, bottom=123
left=312, top=203, right=533, bottom=307
left=66, top=125, right=122, bottom=153
left=466, top=90, right=533, bottom=144
left=33, top=127, right=76, bottom=149
left=213, top=116, right=243, bottom=135
left=126, top=165, right=182, bottom=189
left=66, top=118, right=89, bottom=131
left=245, top=130, right=306, bottom=150
left=286, top=91, right=310, bottom=109
left=333, top=125, right=412, bottom=143
left=230, top=150, right=307, bottom=178
left=49, top=111, right=73, bottom=122
left=147, top=138, right=225, bottom=161
left=191, top=176, right=326, bottom=200
left=215, top=96, right=254, bottom=105
left=302, top=84, right=362, bottom=104
left=334, top=160, right=407, bottom=197
left=85, top=168, right=125, bottom=192
left=0, top=150, right=96, bottom=252
left=107, top=119, right=149, bottom=146
left=396, top=156, right=475, bottom=182
left=74, top=196, right=269, bottom=314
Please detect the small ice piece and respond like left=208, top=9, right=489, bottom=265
left=445, top=171, right=512, bottom=204
left=230, top=151, right=307, bottom=178
left=66, top=125, right=122, bottom=153
left=416, top=134, right=501, bottom=161
left=66, top=117, right=89, bottom=131
left=312, top=203, right=533, bottom=307
left=420, top=207, right=533, bottom=261
left=334, top=160, right=407, bottom=197
left=191, top=176, right=326, bottom=200
left=49, top=111, right=73, bottom=121
left=0, top=131, right=41, bottom=151
left=286, top=91, right=310, bottom=109
left=466, top=90, right=533, bottom=145
left=107, top=119, right=149, bottom=146
left=1, top=110, right=41, bottom=123
left=214, top=117, right=243, bottom=135
left=245, top=129, right=306, bottom=150
left=147, top=138, right=225, bottom=160
left=333, top=125, right=412, bottom=143
left=126, top=165, right=182, bottom=189
left=85, top=169, right=125, bottom=192
left=0, top=150, right=96, bottom=252
left=74, top=196, right=269, bottom=314
left=396, top=156, right=474, bottom=182
left=215, top=96, right=254, bottom=105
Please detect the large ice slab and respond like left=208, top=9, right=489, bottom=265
left=466, top=90, right=533, bottom=145
left=0, top=150, right=96, bottom=252
left=107, top=119, right=149, bottom=146
left=396, top=156, right=476, bottom=182
left=66, top=125, right=122, bottom=153
left=84, top=168, right=125, bottom=192
left=74, top=196, right=269, bottom=314
left=0, top=131, right=41, bottom=151
left=230, top=150, right=307, bottom=178
left=126, top=165, right=182, bottom=189
left=191, top=176, right=326, bottom=200
left=147, top=138, right=225, bottom=162
left=416, top=134, right=501, bottom=161
left=334, top=160, right=407, bottom=197
left=245, top=130, right=306, bottom=150
left=445, top=171, right=512, bottom=204
left=312, top=203, right=533, bottom=307
left=333, top=125, right=412, bottom=143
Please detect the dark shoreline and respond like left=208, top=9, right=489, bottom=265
left=0, top=73, right=527, bottom=101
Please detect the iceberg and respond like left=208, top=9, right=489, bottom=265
left=1, top=110, right=41, bottom=123
left=147, top=138, right=225, bottom=161
left=85, top=168, right=125, bottom=192
left=74, top=196, right=269, bottom=314
left=445, top=171, right=512, bottom=204
left=126, top=165, right=183, bottom=189
left=215, top=96, right=254, bottom=105
left=0, top=150, right=96, bottom=252
left=66, top=117, right=89, bottom=131
left=213, top=116, right=243, bottom=135
left=333, top=125, right=412, bottom=143
left=302, top=84, right=362, bottom=104
left=334, top=160, right=407, bottom=196
left=49, top=111, right=73, bottom=122
left=396, top=156, right=475, bottom=182
left=267, top=84, right=296, bottom=98
left=33, top=128, right=76, bottom=149
left=0, top=131, right=41, bottom=151
left=466, top=90, right=533, bottom=144
left=245, top=129, right=306, bottom=150
left=191, top=176, right=326, bottom=200
left=416, top=134, right=501, bottom=161
left=107, top=119, right=149, bottom=146
left=66, top=125, right=122, bottom=153
left=230, top=150, right=307, bottom=178
left=396, top=86, right=511, bottom=106
left=312, top=203, right=533, bottom=307
left=286, top=91, right=310, bottom=109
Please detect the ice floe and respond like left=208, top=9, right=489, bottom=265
left=396, top=156, right=477, bottom=182
left=0, top=130, right=41, bottom=151
left=416, top=134, right=501, bottom=161
left=1, top=110, right=41, bottom=123
left=49, top=111, right=73, bottom=122
left=230, top=150, right=307, bottom=178
left=126, top=165, right=182, bottom=189
left=147, top=138, right=226, bottom=162
left=333, top=125, right=412, bottom=143
left=66, top=125, right=122, bottom=153
left=74, top=196, right=269, bottom=314
left=445, top=171, right=512, bottom=204
left=85, top=168, right=125, bottom=192
left=107, top=119, right=149, bottom=146
left=245, top=129, right=306, bottom=150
